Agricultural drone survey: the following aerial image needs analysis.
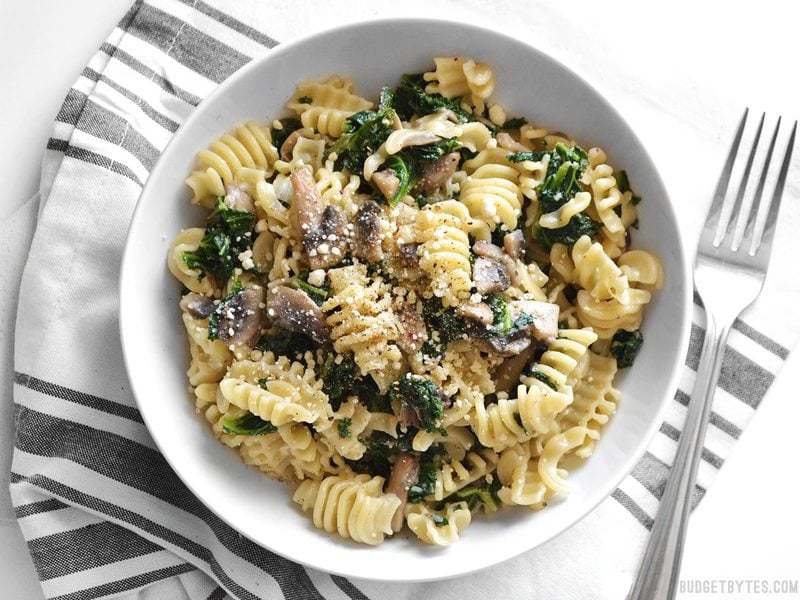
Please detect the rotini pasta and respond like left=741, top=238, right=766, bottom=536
left=168, top=57, right=662, bottom=546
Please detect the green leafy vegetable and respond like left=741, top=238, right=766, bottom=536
left=384, top=154, right=413, bottom=206
left=405, top=137, right=461, bottom=163
left=507, top=150, right=548, bottom=163
left=207, top=278, right=245, bottom=340
left=501, top=117, right=528, bottom=130
left=319, top=353, right=359, bottom=410
left=337, top=418, right=352, bottom=438
left=221, top=412, right=277, bottom=435
left=346, top=431, right=414, bottom=479
left=270, top=117, right=301, bottom=151
left=256, top=330, right=316, bottom=357
left=393, top=73, right=471, bottom=122
left=328, top=97, right=395, bottom=173
left=318, top=352, right=391, bottom=412
left=454, top=478, right=502, bottom=512
left=528, top=370, right=558, bottom=390
left=389, top=374, right=444, bottom=432
left=487, top=295, right=512, bottom=336
left=532, top=143, right=600, bottom=249
left=610, top=329, right=644, bottom=368
left=182, top=198, right=256, bottom=285
left=377, top=138, right=461, bottom=206
left=422, top=298, right=467, bottom=347
left=431, top=513, right=449, bottom=527
left=407, top=447, right=444, bottom=503
left=293, top=277, right=328, bottom=305
left=616, top=169, right=631, bottom=193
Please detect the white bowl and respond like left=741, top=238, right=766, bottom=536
left=120, top=17, right=692, bottom=582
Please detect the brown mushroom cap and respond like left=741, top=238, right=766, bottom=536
left=387, top=453, right=420, bottom=532
left=351, top=200, right=384, bottom=263
left=371, top=170, right=400, bottom=201
left=458, top=302, right=494, bottom=326
left=179, top=293, right=216, bottom=319
left=267, top=286, right=330, bottom=344
left=415, top=152, right=460, bottom=195
left=396, top=307, right=428, bottom=355
left=289, top=166, right=324, bottom=243
left=473, top=257, right=511, bottom=295
left=503, top=230, right=525, bottom=260
left=306, top=205, right=348, bottom=270
left=217, top=288, right=265, bottom=347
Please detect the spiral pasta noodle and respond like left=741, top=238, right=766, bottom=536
left=293, top=474, right=400, bottom=545
left=461, top=148, right=523, bottom=230
left=415, top=199, right=475, bottom=306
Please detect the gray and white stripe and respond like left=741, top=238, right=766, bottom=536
left=11, top=1, right=794, bottom=599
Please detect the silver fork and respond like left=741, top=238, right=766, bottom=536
left=629, top=110, right=796, bottom=600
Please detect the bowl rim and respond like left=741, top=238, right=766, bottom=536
left=120, top=15, right=693, bottom=582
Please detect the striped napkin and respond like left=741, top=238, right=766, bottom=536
left=8, top=1, right=799, bottom=599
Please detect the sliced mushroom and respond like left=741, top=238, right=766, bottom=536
left=280, top=129, right=303, bottom=161
left=458, top=302, right=494, bottom=326
left=384, top=129, right=440, bottom=155
left=473, top=256, right=511, bottom=295
left=480, top=332, right=532, bottom=356
left=473, top=239, right=506, bottom=261
left=289, top=166, right=324, bottom=243
left=415, top=152, right=460, bottom=195
left=397, top=243, right=421, bottom=268
left=387, top=453, right=420, bottom=532
left=503, top=230, right=525, bottom=260
left=267, top=286, right=330, bottom=344
left=216, top=288, right=265, bottom=347
left=397, top=308, right=428, bottom=355
left=496, top=132, right=530, bottom=153
left=371, top=169, right=400, bottom=201
left=508, top=300, right=560, bottom=342
left=306, top=205, right=348, bottom=270
left=494, top=343, right=538, bottom=395
left=224, top=183, right=255, bottom=213
left=474, top=239, right=516, bottom=281
left=179, top=293, right=216, bottom=319
left=351, top=200, right=384, bottom=263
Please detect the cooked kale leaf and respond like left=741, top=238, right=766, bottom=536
left=256, top=330, right=316, bottom=357
left=393, top=73, right=471, bottom=122
left=389, top=374, right=444, bottom=433
left=293, top=276, right=328, bottom=305
left=328, top=93, right=396, bottom=173
left=531, top=143, right=600, bottom=249
left=182, top=198, right=255, bottom=284
left=407, top=446, right=444, bottom=503
left=501, top=117, right=528, bottom=130
left=221, top=412, right=277, bottom=435
left=337, top=418, right=352, bottom=438
left=610, top=329, right=644, bottom=368
left=269, top=117, right=302, bottom=150
left=318, top=352, right=391, bottom=412
left=454, top=478, right=502, bottom=512
left=507, top=150, right=548, bottom=163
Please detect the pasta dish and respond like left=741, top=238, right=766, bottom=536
left=167, top=56, right=663, bottom=546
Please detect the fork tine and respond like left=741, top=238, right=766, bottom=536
left=740, top=117, right=781, bottom=251
left=753, top=120, right=797, bottom=257
left=716, top=112, right=765, bottom=247
left=704, top=108, right=749, bottom=235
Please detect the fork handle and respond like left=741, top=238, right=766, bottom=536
left=629, top=310, right=731, bottom=600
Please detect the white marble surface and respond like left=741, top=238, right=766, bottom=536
left=1, top=1, right=799, bottom=598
